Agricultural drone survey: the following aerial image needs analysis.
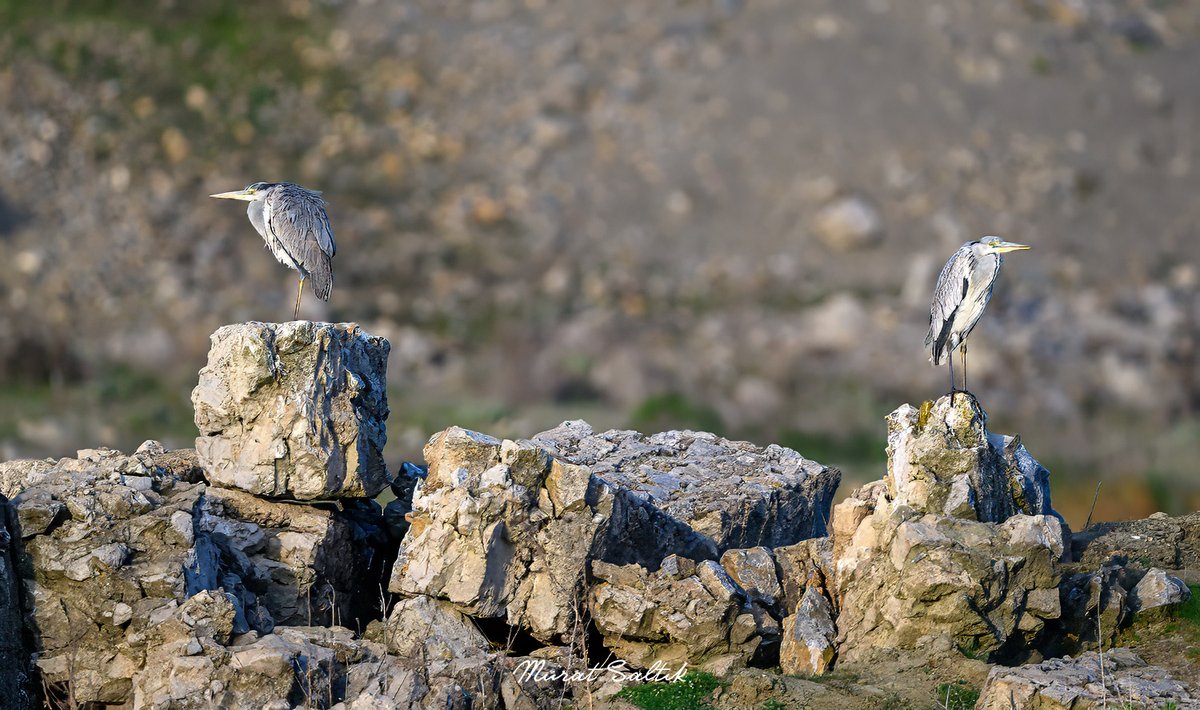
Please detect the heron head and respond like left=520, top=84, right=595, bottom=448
left=209, top=182, right=273, bottom=202
left=978, top=235, right=1031, bottom=254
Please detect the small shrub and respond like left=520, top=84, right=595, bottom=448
left=615, top=671, right=722, bottom=710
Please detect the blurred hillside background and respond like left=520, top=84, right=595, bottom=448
left=0, top=0, right=1197, bottom=527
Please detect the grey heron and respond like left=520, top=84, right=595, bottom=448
left=926, top=236, right=1030, bottom=397
left=210, top=182, right=335, bottom=319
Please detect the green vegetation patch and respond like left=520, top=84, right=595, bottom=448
left=630, top=393, right=724, bottom=435
left=615, top=670, right=723, bottom=710
left=933, top=681, right=980, bottom=710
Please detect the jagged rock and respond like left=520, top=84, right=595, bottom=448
left=5, top=444, right=391, bottom=706
left=779, top=588, right=837, bottom=676
left=720, top=547, right=782, bottom=609
left=977, top=649, right=1194, bottom=709
left=1072, top=511, right=1200, bottom=578
left=886, top=393, right=1058, bottom=523
left=1054, top=565, right=1131, bottom=654
left=1, top=494, right=35, bottom=709
left=196, top=486, right=390, bottom=629
left=389, top=427, right=606, bottom=642
left=382, top=594, right=492, bottom=663
left=1129, top=567, right=1192, bottom=615
left=832, top=394, right=1068, bottom=663
left=773, top=537, right=833, bottom=615
left=390, top=422, right=837, bottom=644
left=535, top=420, right=840, bottom=552
left=192, top=321, right=390, bottom=500
left=589, top=555, right=760, bottom=673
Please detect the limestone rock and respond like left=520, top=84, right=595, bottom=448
left=534, top=420, right=840, bottom=552
left=720, top=547, right=782, bottom=609
left=1129, top=567, right=1192, bottom=614
left=196, top=486, right=390, bottom=629
left=886, top=393, right=1058, bottom=523
left=389, top=427, right=607, bottom=641
left=192, top=321, right=390, bottom=500
left=589, top=555, right=760, bottom=673
left=1, top=494, right=35, bottom=709
left=779, top=588, right=836, bottom=676
left=830, top=397, right=1071, bottom=666
left=7, top=444, right=391, bottom=707
left=773, top=537, right=833, bottom=615
left=977, top=649, right=1194, bottom=709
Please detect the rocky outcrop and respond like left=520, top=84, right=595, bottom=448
left=885, top=394, right=1056, bottom=523
left=1129, top=567, right=1192, bottom=615
left=977, top=648, right=1193, bottom=709
left=589, top=555, right=760, bottom=674
left=7, top=443, right=392, bottom=707
left=831, top=393, right=1069, bottom=664
left=390, top=422, right=839, bottom=646
left=192, top=321, right=390, bottom=500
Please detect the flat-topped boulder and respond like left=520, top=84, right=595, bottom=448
left=533, top=420, right=840, bottom=550
left=390, top=422, right=839, bottom=645
left=191, top=321, right=390, bottom=500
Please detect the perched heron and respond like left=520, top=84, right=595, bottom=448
left=926, top=236, right=1030, bottom=397
left=210, top=182, right=336, bottom=319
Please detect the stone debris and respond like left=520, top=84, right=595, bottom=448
left=589, top=555, right=760, bottom=674
left=977, top=649, right=1194, bottom=710
left=192, top=321, right=390, bottom=500
left=779, top=588, right=837, bottom=676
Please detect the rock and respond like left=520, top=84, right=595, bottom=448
left=392, top=422, right=837, bottom=643
left=720, top=546, right=782, bottom=609
left=977, top=648, right=1193, bottom=709
left=382, top=594, right=491, bottom=665
left=192, top=321, right=390, bottom=500
left=589, top=555, right=760, bottom=673
left=1053, top=565, right=1130, bottom=654
left=1129, top=567, right=1192, bottom=615
left=1, top=495, right=35, bottom=709
left=779, top=588, right=836, bottom=676
left=389, top=427, right=608, bottom=641
left=5, top=444, right=392, bottom=706
left=886, top=393, right=1059, bottom=524
left=811, top=194, right=884, bottom=252
left=831, top=395, right=1068, bottom=663
left=773, top=537, right=833, bottom=615
left=196, top=486, right=391, bottom=629
left=1072, top=511, right=1200, bottom=578
left=534, top=420, right=840, bottom=551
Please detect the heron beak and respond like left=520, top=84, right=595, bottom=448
left=209, top=189, right=257, bottom=201
left=994, top=241, right=1031, bottom=253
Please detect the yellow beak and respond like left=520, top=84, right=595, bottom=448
left=209, top=189, right=257, bottom=201
left=994, top=241, right=1031, bottom=253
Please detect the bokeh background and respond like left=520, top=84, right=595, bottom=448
left=1, top=0, right=1197, bottom=527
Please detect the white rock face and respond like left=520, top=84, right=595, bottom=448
left=1130, top=567, right=1192, bottom=614
left=192, top=321, right=390, bottom=500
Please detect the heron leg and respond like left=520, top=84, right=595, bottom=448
left=948, top=348, right=957, bottom=404
left=294, top=277, right=305, bottom=321
left=961, top=343, right=968, bottom=393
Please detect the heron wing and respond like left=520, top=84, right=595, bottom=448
left=925, top=245, right=975, bottom=364
left=266, top=185, right=336, bottom=301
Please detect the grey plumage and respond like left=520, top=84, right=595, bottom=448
left=211, top=181, right=336, bottom=318
left=925, top=235, right=1030, bottom=392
